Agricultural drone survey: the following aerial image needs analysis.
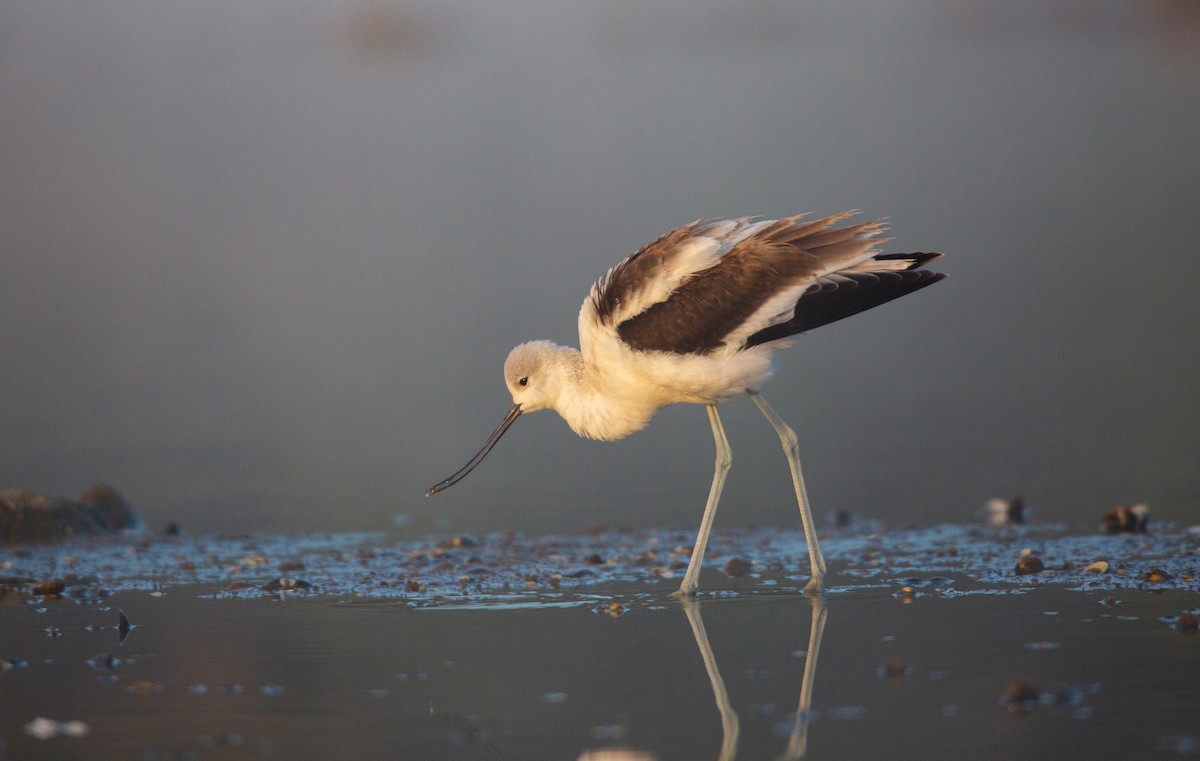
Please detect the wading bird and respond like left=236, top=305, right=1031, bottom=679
left=427, top=212, right=945, bottom=595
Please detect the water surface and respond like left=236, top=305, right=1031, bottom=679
left=4, top=525, right=1198, bottom=759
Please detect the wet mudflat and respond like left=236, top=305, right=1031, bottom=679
left=2, top=525, right=1198, bottom=760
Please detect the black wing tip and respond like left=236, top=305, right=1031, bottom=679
left=874, top=251, right=945, bottom=270
left=743, top=264, right=947, bottom=348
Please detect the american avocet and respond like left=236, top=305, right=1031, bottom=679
left=427, top=212, right=945, bottom=595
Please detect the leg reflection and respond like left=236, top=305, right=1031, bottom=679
left=679, top=594, right=828, bottom=761
left=681, top=598, right=740, bottom=761
left=777, top=594, right=827, bottom=761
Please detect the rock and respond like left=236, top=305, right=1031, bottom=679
left=31, top=579, right=66, bottom=596
left=1103, top=503, right=1149, bottom=534
left=77, top=483, right=141, bottom=531
left=1014, top=555, right=1045, bottom=575
left=723, top=557, right=752, bottom=577
left=986, top=496, right=1026, bottom=526
left=1, top=484, right=143, bottom=543
left=1004, top=678, right=1041, bottom=714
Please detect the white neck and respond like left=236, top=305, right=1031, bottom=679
left=547, top=348, right=656, bottom=441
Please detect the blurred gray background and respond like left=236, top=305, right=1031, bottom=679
left=3, top=0, right=1198, bottom=537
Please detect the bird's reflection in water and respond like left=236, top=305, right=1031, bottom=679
left=682, top=595, right=827, bottom=761
left=578, top=595, right=827, bottom=761
left=776, top=595, right=827, bottom=761
left=682, top=597, right=740, bottom=761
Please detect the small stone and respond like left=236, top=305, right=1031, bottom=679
left=1083, top=560, right=1108, bottom=574
left=26, top=717, right=59, bottom=740
left=986, top=496, right=1026, bottom=526
left=1144, top=567, right=1172, bottom=583
left=1103, top=504, right=1149, bottom=534
left=32, top=579, right=66, bottom=596
left=828, top=509, right=855, bottom=528
left=25, top=717, right=89, bottom=740
left=879, top=658, right=908, bottom=679
left=724, top=558, right=752, bottom=577
left=1176, top=614, right=1198, bottom=635
left=127, top=680, right=163, bottom=697
left=1004, top=678, right=1040, bottom=713
left=1014, top=556, right=1045, bottom=575
left=87, top=653, right=121, bottom=671
left=260, top=577, right=313, bottom=592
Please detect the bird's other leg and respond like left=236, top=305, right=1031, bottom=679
left=747, top=391, right=826, bottom=593
left=675, top=404, right=732, bottom=597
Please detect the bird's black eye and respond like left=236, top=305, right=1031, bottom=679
left=518, top=377, right=528, bottom=387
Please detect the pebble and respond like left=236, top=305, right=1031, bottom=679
left=723, top=558, right=752, bottom=577
left=1004, top=678, right=1041, bottom=713
left=25, top=717, right=89, bottom=740
left=1015, top=556, right=1045, bottom=575
left=32, top=579, right=66, bottom=596
left=879, top=659, right=909, bottom=679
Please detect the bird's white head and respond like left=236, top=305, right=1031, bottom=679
left=425, top=339, right=578, bottom=496
left=503, top=340, right=574, bottom=414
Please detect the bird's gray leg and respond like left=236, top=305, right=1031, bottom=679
left=748, top=391, right=826, bottom=593
left=675, top=404, right=732, bottom=597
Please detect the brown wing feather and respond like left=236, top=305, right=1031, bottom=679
left=617, top=241, right=806, bottom=354
left=590, top=220, right=730, bottom=326
left=608, top=213, right=944, bottom=355
left=615, top=213, right=885, bottom=354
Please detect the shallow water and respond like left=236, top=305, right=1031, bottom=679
left=3, top=525, right=1199, bottom=759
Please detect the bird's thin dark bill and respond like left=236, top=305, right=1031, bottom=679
left=425, top=403, right=522, bottom=496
